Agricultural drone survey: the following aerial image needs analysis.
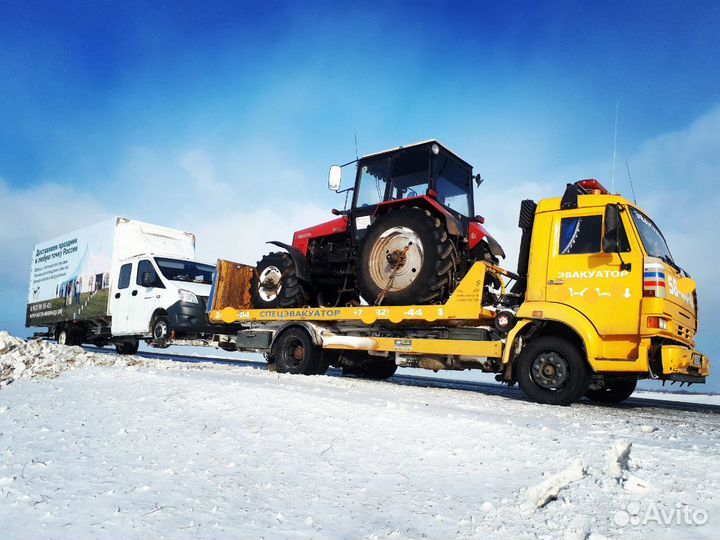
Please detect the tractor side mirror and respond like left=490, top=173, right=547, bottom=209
left=328, top=165, right=342, bottom=191
left=602, top=204, right=620, bottom=253
left=474, top=173, right=483, bottom=187
left=141, top=271, right=154, bottom=288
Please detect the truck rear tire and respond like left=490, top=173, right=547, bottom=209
left=115, top=339, right=139, bottom=355
left=359, top=359, right=398, bottom=380
left=357, top=207, right=456, bottom=305
left=516, top=336, right=591, bottom=406
left=57, top=326, right=82, bottom=346
left=252, top=252, right=309, bottom=309
left=271, top=327, right=323, bottom=375
left=585, top=378, right=637, bottom=404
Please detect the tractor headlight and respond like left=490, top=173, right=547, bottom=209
left=178, top=289, right=199, bottom=304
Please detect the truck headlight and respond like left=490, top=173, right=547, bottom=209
left=178, top=289, right=199, bottom=304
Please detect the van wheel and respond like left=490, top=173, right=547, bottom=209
left=272, top=327, right=323, bottom=375
left=115, top=339, right=139, bottom=355
left=586, top=378, right=637, bottom=404
left=516, top=336, right=591, bottom=405
left=57, top=328, right=70, bottom=346
left=150, top=315, right=172, bottom=348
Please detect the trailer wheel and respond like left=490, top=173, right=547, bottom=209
left=252, top=252, right=309, bottom=309
left=357, top=207, right=456, bottom=305
left=115, top=339, right=139, bottom=355
left=516, top=336, right=591, bottom=405
left=272, top=327, right=323, bottom=375
left=150, top=315, right=172, bottom=348
left=585, top=378, right=637, bottom=404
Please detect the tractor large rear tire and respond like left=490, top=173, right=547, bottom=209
left=357, top=207, right=456, bottom=305
left=251, top=252, right=310, bottom=309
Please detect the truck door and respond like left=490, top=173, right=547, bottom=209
left=126, top=259, right=166, bottom=335
left=110, top=262, right=135, bottom=335
left=545, top=208, right=641, bottom=338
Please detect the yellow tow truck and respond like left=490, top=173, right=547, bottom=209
left=207, top=179, right=709, bottom=405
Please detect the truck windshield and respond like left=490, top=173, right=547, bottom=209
left=155, top=258, right=215, bottom=284
left=629, top=207, right=674, bottom=263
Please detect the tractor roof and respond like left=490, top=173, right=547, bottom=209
left=360, top=140, right=472, bottom=169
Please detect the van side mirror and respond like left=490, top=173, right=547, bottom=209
left=141, top=271, right=154, bottom=288
left=328, top=165, right=342, bottom=191
left=602, top=204, right=620, bottom=253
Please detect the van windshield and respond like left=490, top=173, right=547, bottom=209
left=155, top=257, right=215, bottom=284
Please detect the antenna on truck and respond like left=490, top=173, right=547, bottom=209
left=625, top=161, right=638, bottom=204
left=611, top=100, right=619, bottom=193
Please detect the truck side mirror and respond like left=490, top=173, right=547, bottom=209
left=328, top=165, right=342, bottom=191
left=141, top=271, right=154, bottom=288
left=602, top=204, right=620, bottom=253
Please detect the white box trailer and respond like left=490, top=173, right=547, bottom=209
left=26, top=217, right=222, bottom=354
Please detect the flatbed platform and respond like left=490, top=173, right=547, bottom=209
left=208, top=262, right=501, bottom=326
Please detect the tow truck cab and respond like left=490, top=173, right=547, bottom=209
left=517, top=179, right=709, bottom=383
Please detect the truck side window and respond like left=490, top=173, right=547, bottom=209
left=137, top=260, right=164, bottom=288
left=560, top=216, right=602, bottom=254
left=118, top=263, right=132, bottom=289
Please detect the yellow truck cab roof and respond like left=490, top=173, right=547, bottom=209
left=536, top=193, right=640, bottom=214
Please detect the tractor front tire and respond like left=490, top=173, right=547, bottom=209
left=357, top=206, right=456, bottom=305
left=251, top=252, right=310, bottom=309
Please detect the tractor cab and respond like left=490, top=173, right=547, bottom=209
left=329, top=141, right=480, bottom=240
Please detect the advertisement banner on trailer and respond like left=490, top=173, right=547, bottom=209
left=26, top=219, right=116, bottom=327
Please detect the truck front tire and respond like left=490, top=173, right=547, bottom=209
left=516, top=336, right=591, bottom=406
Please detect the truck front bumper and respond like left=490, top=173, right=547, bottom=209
left=660, top=345, right=710, bottom=381
left=167, top=301, right=238, bottom=337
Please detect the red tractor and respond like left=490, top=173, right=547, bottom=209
left=252, top=140, right=505, bottom=308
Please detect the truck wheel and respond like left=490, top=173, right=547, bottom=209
left=516, top=336, right=591, bottom=406
left=360, top=359, right=398, bottom=380
left=57, top=326, right=81, bottom=346
left=57, top=327, right=71, bottom=346
left=585, top=378, right=637, bottom=404
left=150, top=315, right=172, bottom=348
left=357, top=207, right=456, bottom=305
left=252, top=252, right=309, bottom=309
left=272, top=327, right=323, bottom=375
left=115, top=339, right=139, bottom=355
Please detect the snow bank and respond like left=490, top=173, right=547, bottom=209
left=0, top=331, right=141, bottom=387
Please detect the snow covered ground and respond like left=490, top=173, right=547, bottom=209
left=1, top=332, right=719, bottom=539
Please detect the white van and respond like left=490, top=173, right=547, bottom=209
left=26, top=217, right=225, bottom=354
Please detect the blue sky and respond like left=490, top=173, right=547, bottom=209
left=2, top=1, right=719, bottom=391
